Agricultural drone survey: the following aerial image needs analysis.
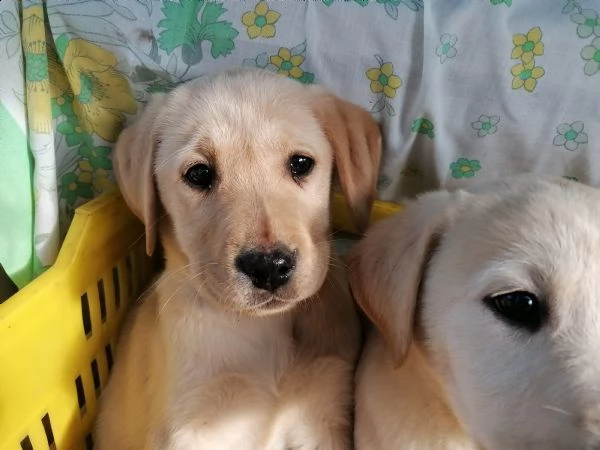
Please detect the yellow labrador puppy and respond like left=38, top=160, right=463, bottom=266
left=349, top=175, right=600, bottom=450
left=95, top=68, right=381, bottom=449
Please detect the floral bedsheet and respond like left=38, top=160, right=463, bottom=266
left=1, top=0, right=600, bottom=288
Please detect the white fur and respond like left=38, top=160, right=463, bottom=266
left=351, top=175, right=600, bottom=450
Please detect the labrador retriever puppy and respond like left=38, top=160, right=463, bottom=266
left=95, top=68, right=381, bottom=450
left=349, top=175, right=600, bottom=450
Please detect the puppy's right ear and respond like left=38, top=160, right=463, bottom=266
left=347, top=190, right=470, bottom=367
left=113, top=94, right=166, bottom=256
left=309, top=86, right=382, bottom=233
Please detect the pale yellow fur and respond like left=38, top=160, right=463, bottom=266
left=95, top=68, right=382, bottom=450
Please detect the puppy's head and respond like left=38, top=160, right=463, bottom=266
left=349, top=175, right=600, bottom=450
left=114, top=68, right=381, bottom=315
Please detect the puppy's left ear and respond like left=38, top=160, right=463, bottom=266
left=347, top=190, right=471, bottom=368
left=113, top=94, right=166, bottom=256
left=311, top=87, right=382, bottom=233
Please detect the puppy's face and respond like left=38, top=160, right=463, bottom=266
left=155, top=77, right=333, bottom=314
left=424, top=184, right=600, bottom=449
left=350, top=177, right=600, bottom=449
left=114, top=69, right=381, bottom=316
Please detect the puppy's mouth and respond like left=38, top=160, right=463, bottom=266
left=245, top=296, right=296, bottom=315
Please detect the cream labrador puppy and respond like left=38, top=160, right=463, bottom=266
left=95, top=68, right=381, bottom=450
left=349, top=175, right=600, bottom=450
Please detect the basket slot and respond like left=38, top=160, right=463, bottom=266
left=100, top=270, right=116, bottom=329
left=132, top=243, right=148, bottom=300
left=41, top=413, right=57, bottom=450
left=105, top=344, right=114, bottom=373
left=125, top=255, right=134, bottom=301
left=85, top=432, right=94, bottom=450
left=84, top=276, right=108, bottom=344
left=112, top=267, right=121, bottom=310
left=75, top=375, right=87, bottom=417
left=19, top=436, right=33, bottom=450
left=81, top=293, right=92, bottom=338
left=97, top=280, right=107, bottom=324
left=91, top=359, right=101, bottom=398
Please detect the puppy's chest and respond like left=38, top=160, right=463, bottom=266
left=167, top=312, right=295, bottom=385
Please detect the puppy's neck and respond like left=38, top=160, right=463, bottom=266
left=154, top=259, right=293, bottom=380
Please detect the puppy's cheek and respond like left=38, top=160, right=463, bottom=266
left=293, top=240, right=330, bottom=299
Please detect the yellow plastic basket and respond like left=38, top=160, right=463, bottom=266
left=0, top=191, right=402, bottom=450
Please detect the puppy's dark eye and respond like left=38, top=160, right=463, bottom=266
left=484, top=291, right=546, bottom=332
left=184, top=164, right=213, bottom=190
left=289, top=155, right=314, bottom=179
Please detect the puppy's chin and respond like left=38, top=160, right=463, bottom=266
left=241, top=297, right=300, bottom=317
left=186, top=275, right=306, bottom=316
left=230, top=287, right=312, bottom=317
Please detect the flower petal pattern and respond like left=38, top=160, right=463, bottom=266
left=510, top=27, right=545, bottom=92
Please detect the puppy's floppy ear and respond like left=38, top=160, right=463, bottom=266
left=113, top=94, right=166, bottom=256
left=348, top=190, right=470, bottom=367
left=310, top=87, right=382, bottom=233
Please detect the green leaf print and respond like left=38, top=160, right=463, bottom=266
left=132, top=66, right=158, bottom=82
left=297, top=72, right=315, bottom=84
left=146, top=80, right=176, bottom=93
left=57, top=121, right=74, bottom=135
left=201, top=21, right=239, bottom=59
left=201, top=2, right=227, bottom=25
left=158, top=0, right=239, bottom=62
left=181, top=41, right=204, bottom=65
left=158, top=0, right=204, bottom=54
left=55, top=34, right=69, bottom=60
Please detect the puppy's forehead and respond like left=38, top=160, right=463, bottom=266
left=472, top=184, right=600, bottom=257
left=160, top=73, right=325, bottom=156
left=447, top=183, right=600, bottom=316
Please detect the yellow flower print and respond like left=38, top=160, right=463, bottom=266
left=511, top=60, right=545, bottom=92
left=62, top=38, right=137, bottom=142
left=270, top=48, right=305, bottom=78
left=366, top=62, right=402, bottom=98
left=241, top=1, right=280, bottom=39
left=511, top=26, right=544, bottom=64
left=79, top=160, right=115, bottom=193
left=21, top=5, right=67, bottom=133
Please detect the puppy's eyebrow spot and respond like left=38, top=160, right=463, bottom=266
left=193, top=137, right=217, bottom=159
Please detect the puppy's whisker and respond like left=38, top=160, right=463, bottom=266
left=327, top=257, right=349, bottom=271
left=157, top=268, right=212, bottom=317
left=542, top=405, right=573, bottom=416
left=124, top=212, right=169, bottom=253
left=249, top=296, right=281, bottom=311
left=325, top=273, right=348, bottom=295
left=154, top=262, right=220, bottom=314
left=136, top=261, right=216, bottom=304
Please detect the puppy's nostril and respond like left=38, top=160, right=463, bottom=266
left=235, top=249, right=296, bottom=293
left=273, top=256, right=294, bottom=278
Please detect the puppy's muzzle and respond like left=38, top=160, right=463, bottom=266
left=235, top=248, right=296, bottom=293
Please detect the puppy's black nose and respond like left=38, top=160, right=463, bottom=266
left=235, top=248, right=296, bottom=292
